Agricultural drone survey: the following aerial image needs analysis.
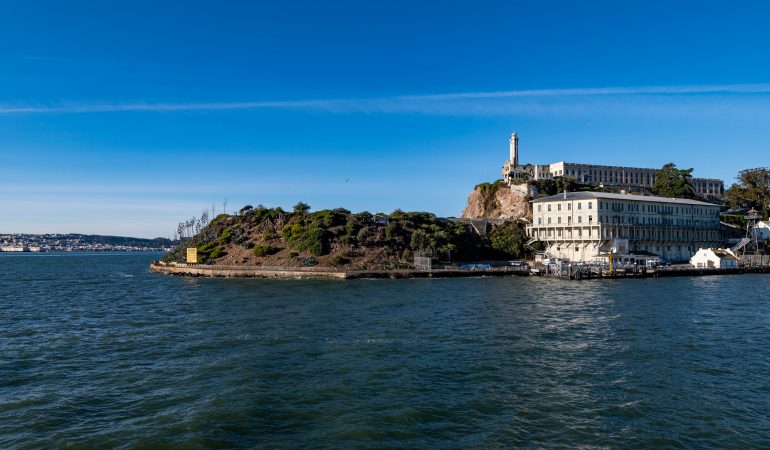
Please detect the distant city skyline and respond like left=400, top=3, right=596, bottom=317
left=2, top=1, right=770, bottom=237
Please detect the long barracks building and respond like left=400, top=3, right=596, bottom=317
left=502, top=132, right=724, bottom=201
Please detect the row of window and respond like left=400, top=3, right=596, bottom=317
left=563, top=168, right=655, bottom=186
left=533, top=228, right=719, bottom=241
left=535, top=215, right=716, bottom=227
left=537, top=202, right=593, bottom=212
left=536, top=201, right=717, bottom=216
left=538, top=216, right=592, bottom=225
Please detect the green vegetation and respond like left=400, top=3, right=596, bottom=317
left=724, top=167, right=770, bottom=218
left=488, top=222, right=529, bottom=258
left=211, top=213, right=230, bottom=223
left=293, top=201, right=311, bottom=214
left=531, top=177, right=596, bottom=196
left=195, top=241, right=226, bottom=262
left=330, top=255, right=348, bottom=266
left=720, top=214, right=747, bottom=229
left=474, top=179, right=506, bottom=194
left=162, top=202, right=533, bottom=267
left=651, top=163, right=695, bottom=199
left=252, top=244, right=278, bottom=257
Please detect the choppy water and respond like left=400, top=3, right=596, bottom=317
left=2, top=253, right=770, bottom=448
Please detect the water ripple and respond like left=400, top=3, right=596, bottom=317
left=1, top=254, right=770, bottom=448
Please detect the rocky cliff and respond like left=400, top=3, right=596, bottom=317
left=461, top=181, right=531, bottom=220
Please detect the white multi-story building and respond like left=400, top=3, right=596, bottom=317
left=502, top=132, right=724, bottom=200
left=527, top=192, right=723, bottom=263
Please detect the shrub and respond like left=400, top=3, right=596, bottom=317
left=384, top=223, right=399, bottom=240
left=209, top=246, right=225, bottom=259
left=280, top=223, right=303, bottom=241
left=263, top=229, right=277, bottom=240
left=345, top=217, right=360, bottom=237
left=252, top=244, right=278, bottom=257
left=356, top=227, right=370, bottom=242
left=289, top=251, right=299, bottom=258
left=303, top=226, right=328, bottom=256
left=211, top=213, right=229, bottom=223
left=330, top=255, right=348, bottom=266
left=219, top=228, right=233, bottom=244
left=282, top=223, right=329, bottom=256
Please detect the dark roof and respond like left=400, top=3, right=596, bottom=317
left=531, top=191, right=718, bottom=206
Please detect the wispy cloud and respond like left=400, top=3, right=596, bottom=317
left=23, top=55, right=72, bottom=62
left=1, top=83, right=770, bottom=116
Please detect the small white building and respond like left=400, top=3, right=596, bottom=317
left=690, top=248, right=737, bottom=269
left=754, top=221, right=770, bottom=241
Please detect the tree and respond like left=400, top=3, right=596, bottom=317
left=293, top=202, right=311, bottom=214
left=239, top=205, right=253, bottom=216
left=489, top=222, right=528, bottom=258
left=651, top=163, right=695, bottom=199
left=724, top=167, right=770, bottom=218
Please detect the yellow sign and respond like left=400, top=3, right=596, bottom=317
left=186, top=248, right=198, bottom=264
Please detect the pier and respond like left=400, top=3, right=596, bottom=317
left=533, top=260, right=770, bottom=280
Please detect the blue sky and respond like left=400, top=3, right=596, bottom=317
left=2, top=1, right=770, bottom=238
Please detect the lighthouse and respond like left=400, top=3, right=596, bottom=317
left=509, top=132, right=519, bottom=167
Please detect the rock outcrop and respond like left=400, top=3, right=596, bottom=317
left=461, top=181, right=531, bottom=220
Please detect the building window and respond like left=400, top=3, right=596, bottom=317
left=548, top=217, right=551, bottom=224
left=578, top=203, right=582, bottom=210
left=547, top=204, right=551, bottom=212
left=558, top=204, right=562, bottom=211
left=578, top=216, right=582, bottom=223
left=558, top=217, right=562, bottom=224
left=568, top=203, right=571, bottom=210
left=537, top=205, right=542, bottom=212
left=588, top=202, right=593, bottom=209
left=538, top=218, right=542, bottom=225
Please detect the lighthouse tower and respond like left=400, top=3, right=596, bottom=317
left=509, top=132, right=519, bottom=167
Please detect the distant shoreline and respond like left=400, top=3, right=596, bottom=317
left=0, top=250, right=166, bottom=254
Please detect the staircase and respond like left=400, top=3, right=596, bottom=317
left=731, top=237, right=752, bottom=253
left=525, top=237, right=553, bottom=259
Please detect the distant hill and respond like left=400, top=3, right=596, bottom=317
left=0, top=233, right=177, bottom=251
left=64, top=234, right=175, bottom=248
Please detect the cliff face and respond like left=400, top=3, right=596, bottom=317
left=461, top=182, right=531, bottom=220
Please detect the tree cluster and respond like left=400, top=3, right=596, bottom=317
left=724, top=167, right=770, bottom=218
left=651, top=163, right=695, bottom=199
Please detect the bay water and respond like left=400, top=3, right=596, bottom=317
left=1, top=253, right=769, bottom=448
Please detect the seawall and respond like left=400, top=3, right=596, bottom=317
left=150, top=261, right=530, bottom=280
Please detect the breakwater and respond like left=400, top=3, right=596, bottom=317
left=150, top=261, right=531, bottom=279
